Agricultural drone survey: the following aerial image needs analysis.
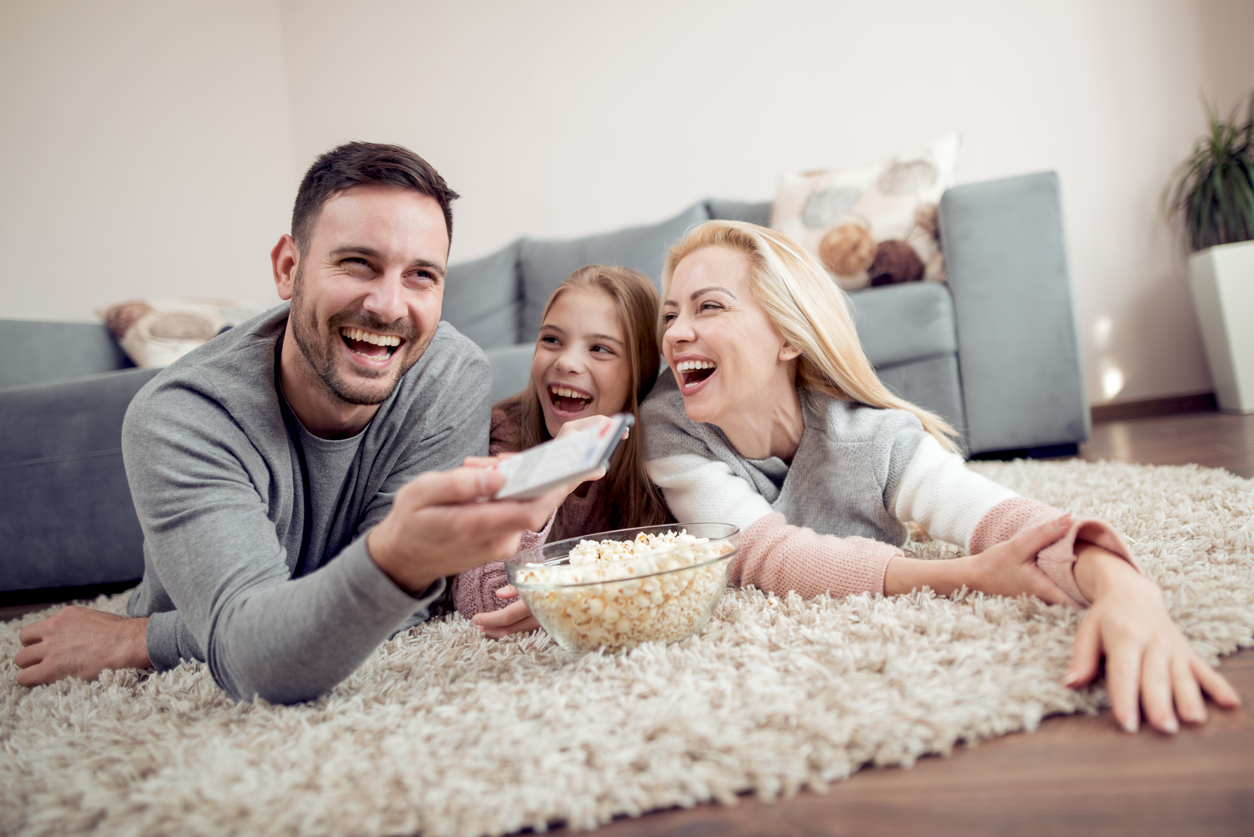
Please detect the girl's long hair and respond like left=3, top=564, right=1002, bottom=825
left=496, top=264, right=671, bottom=539
left=660, top=221, right=961, bottom=453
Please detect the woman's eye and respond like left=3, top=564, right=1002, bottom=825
left=700, top=301, right=723, bottom=313
left=661, top=313, right=677, bottom=325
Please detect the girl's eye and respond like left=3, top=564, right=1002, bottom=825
left=591, top=344, right=616, bottom=355
left=539, top=334, right=560, bottom=346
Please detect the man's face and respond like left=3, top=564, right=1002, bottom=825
left=280, top=184, right=448, bottom=409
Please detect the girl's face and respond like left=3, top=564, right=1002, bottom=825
left=661, top=245, right=797, bottom=428
left=532, top=287, right=632, bottom=437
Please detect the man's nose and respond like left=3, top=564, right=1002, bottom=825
left=362, top=271, right=406, bottom=323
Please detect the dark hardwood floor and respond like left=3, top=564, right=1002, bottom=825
left=5, top=408, right=1253, bottom=835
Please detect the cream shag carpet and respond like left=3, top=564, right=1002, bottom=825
left=2, top=460, right=1253, bottom=837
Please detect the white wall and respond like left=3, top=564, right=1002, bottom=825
left=0, top=0, right=297, bottom=321
left=4, top=0, right=1253, bottom=406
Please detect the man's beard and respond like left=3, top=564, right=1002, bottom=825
left=288, top=267, right=425, bottom=407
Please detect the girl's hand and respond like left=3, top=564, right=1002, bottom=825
left=472, top=585, right=541, bottom=639
left=1068, top=545, right=1241, bottom=733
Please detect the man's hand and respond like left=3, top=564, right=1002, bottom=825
left=14, top=606, right=151, bottom=687
left=1068, top=544, right=1240, bottom=733
left=473, top=584, right=541, bottom=639
left=367, top=466, right=570, bottom=596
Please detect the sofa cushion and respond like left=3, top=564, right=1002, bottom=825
left=846, top=282, right=957, bottom=368
left=518, top=203, right=709, bottom=340
left=771, top=134, right=960, bottom=290
left=0, top=319, right=133, bottom=389
left=442, top=241, right=521, bottom=349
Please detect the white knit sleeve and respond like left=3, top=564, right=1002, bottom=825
left=891, top=435, right=1018, bottom=551
left=647, top=453, right=775, bottom=530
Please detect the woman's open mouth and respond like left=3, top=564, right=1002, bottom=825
left=548, top=384, right=593, bottom=416
left=340, top=327, right=404, bottom=364
left=675, top=359, right=717, bottom=391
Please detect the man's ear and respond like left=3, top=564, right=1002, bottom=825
left=779, top=340, right=802, bottom=362
left=272, top=235, right=299, bottom=301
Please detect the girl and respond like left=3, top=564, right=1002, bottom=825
left=453, top=265, right=671, bottom=636
left=641, top=220, right=1239, bottom=734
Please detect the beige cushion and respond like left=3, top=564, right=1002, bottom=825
left=771, top=134, right=960, bottom=290
left=98, top=299, right=264, bottom=367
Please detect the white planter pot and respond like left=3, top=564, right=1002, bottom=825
left=1187, top=240, right=1254, bottom=414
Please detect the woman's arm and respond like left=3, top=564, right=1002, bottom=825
left=1066, top=544, right=1240, bottom=733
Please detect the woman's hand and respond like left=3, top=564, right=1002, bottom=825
left=885, top=513, right=1074, bottom=602
left=472, top=585, right=541, bottom=639
left=1068, top=544, right=1241, bottom=733
left=963, top=513, right=1075, bottom=605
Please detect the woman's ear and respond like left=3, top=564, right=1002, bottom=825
left=779, top=340, right=801, bottom=362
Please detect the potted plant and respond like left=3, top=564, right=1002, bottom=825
left=1164, top=91, right=1254, bottom=413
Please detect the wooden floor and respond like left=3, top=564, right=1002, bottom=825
left=5, top=409, right=1253, bottom=835
left=558, top=408, right=1254, bottom=837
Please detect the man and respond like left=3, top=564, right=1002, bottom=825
left=15, top=142, right=566, bottom=703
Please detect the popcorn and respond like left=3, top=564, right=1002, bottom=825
left=514, top=530, right=735, bottom=653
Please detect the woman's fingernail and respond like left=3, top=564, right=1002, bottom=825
left=1163, top=716, right=1179, bottom=734
left=1123, top=716, right=1139, bottom=734
left=1064, top=670, right=1081, bottom=686
left=1058, top=513, right=1072, bottom=528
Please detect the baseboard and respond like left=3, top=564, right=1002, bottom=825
left=1091, top=392, right=1217, bottom=423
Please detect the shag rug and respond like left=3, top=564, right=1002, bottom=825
left=2, top=460, right=1253, bottom=837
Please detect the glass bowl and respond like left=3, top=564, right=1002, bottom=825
left=505, top=523, right=740, bottom=654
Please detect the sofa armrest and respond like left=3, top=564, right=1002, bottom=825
left=939, top=172, right=1090, bottom=454
left=0, top=368, right=160, bottom=592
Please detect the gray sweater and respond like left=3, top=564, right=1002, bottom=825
left=124, top=305, right=491, bottom=703
left=640, top=370, right=927, bottom=545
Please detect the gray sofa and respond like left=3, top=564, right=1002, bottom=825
left=0, top=171, right=1088, bottom=597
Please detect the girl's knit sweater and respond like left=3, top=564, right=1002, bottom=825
left=640, top=371, right=1137, bottom=606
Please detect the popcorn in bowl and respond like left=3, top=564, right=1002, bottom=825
left=505, top=523, right=739, bottom=654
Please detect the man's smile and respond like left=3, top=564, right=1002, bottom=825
left=339, top=326, right=404, bottom=363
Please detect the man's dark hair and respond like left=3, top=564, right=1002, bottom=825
left=291, top=141, right=460, bottom=252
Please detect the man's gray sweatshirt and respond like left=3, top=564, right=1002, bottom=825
left=124, top=305, right=491, bottom=703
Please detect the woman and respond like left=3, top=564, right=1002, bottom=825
left=640, top=220, right=1238, bottom=734
left=454, top=265, right=671, bottom=636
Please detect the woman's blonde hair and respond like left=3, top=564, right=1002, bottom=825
left=660, top=220, right=961, bottom=452
left=497, top=264, right=671, bottom=539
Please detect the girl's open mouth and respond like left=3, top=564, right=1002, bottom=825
left=549, top=384, right=592, bottom=415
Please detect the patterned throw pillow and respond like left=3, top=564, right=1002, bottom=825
left=771, top=134, right=961, bottom=290
left=98, top=298, right=264, bottom=367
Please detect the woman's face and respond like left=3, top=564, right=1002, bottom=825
left=661, top=245, right=797, bottom=428
left=531, top=287, right=632, bottom=438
